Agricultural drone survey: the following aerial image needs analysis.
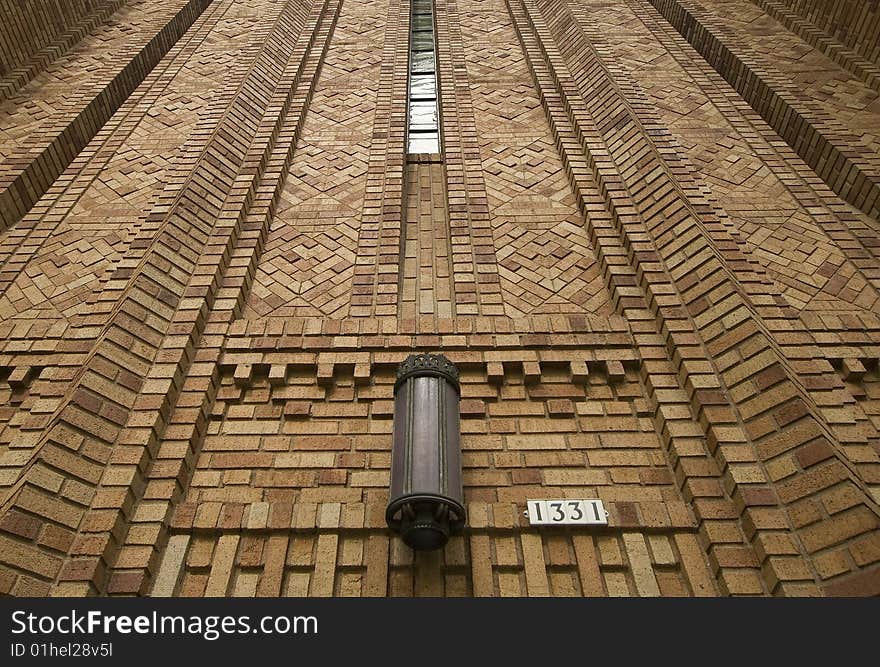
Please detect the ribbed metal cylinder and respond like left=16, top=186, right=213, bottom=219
left=386, top=353, right=465, bottom=550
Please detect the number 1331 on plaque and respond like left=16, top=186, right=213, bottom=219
left=525, top=499, right=608, bottom=526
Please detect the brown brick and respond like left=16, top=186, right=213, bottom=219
left=0, top=511, right=41, bottom=540
left=799, top=507, right=879, bottom=553
left=822, top=564, right=880, bottom=597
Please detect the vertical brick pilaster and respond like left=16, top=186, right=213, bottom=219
left=0, top=0, right=335, bottom=597
left=351, top=0, right=408, bottom=318
left=0, top=0, right=214, bottom=232
left=434, top=0, right=503, bottom=317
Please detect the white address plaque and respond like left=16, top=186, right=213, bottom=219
left=526, top=499, right=608, bottom=526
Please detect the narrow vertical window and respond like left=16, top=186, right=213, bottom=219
left=408, top=0, right=440, bottom=153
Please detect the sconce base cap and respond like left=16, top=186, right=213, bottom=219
left=386, top=495, right=466, bottom=551
left=401, top=514, right=450, bottom=551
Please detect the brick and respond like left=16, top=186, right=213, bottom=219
left=850, top=535, right=880, bottom=567
left=152, top=535, right=190, bottom=597
left=0, top=511, right=41, bottom=540
left=776, top=462, right=849, bottom=504
left=204, top=535, right=239, bottom=597
left=623, top=533, right=661, bottom=596
left=0, top=535, right=63, bottom=579
left=799, top=506, right=879, bottom=553
left=521, top=534, right=549, bottom=596
left=674, top=533, right=717, bottom=596
left=822, top=564, right=880, bottom=597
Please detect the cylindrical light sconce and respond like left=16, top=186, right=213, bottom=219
left=386, top=353, right=466, bottom=550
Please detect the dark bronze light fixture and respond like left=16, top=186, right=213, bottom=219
left=386, top=353, right=466, bottom=550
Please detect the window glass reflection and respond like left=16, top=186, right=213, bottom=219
left=408, top=1, right=440, bottom=154
left=410, top=74, right=436, bottom=99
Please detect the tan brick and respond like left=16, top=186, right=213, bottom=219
left=0, top=535, right=62, bottom=579
left=799, top=507, right=879, bottom=553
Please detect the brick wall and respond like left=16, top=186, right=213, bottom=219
left=0, top=0, right=878, bottom=597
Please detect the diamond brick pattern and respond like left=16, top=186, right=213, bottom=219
left=0, top=0, right=266, bottom=326
left=0, top=0, right=212, bottom=231
left=0, top=0, right=129, bottom=101
left=510, top=0, right=880, bottom=595
left=772, top=0, right=880, bottom=69
left=744, top=1, right=880, bottom=91
left=0, top=0, right=336, bottom=596
left=647, top=0, right=880, bottom=219
left=243, top=0, right=386, bottom=320
left=0, top=0, right=202, bottom=162
left=459, top=0, right=612, bottom=318
left=701, top=0, right=880, bottom=156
